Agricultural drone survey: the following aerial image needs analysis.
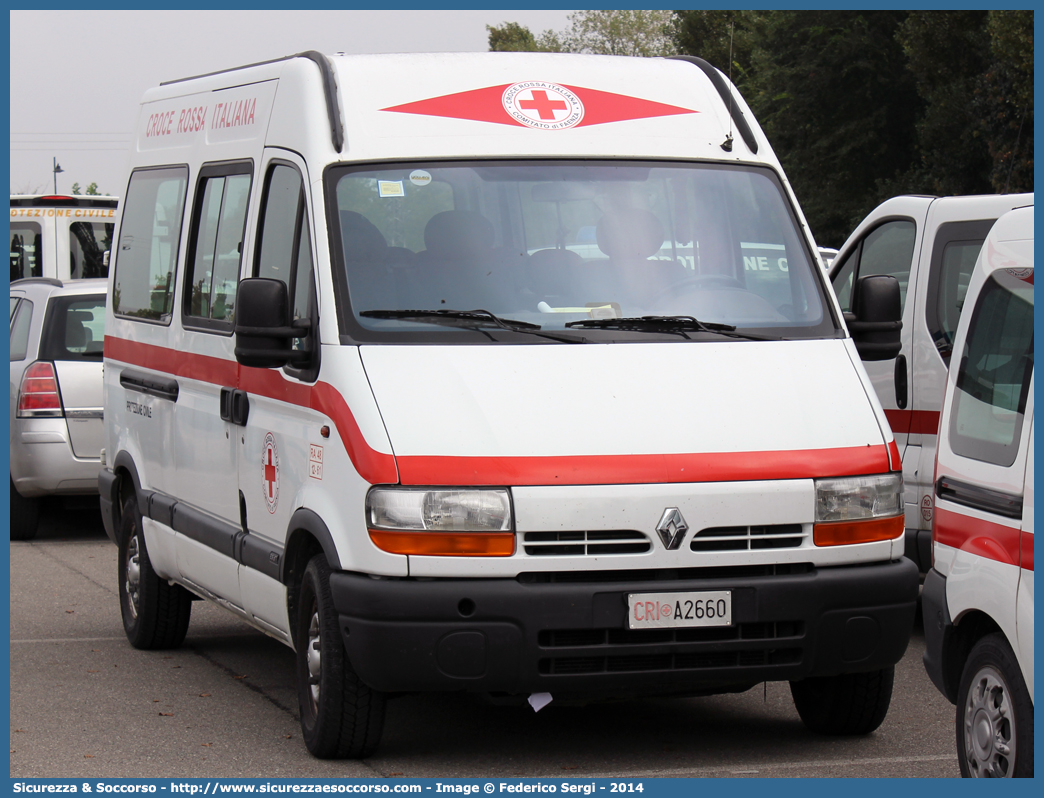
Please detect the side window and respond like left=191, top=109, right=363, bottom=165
left=69, top=221, right=114, bottom=280
left=183, top=163, right=252, bottom=329
left=830, top=220, right=916, bottom=314
left=10, top=298, right=33, bottom=361
left=925, top=219, right=995, bottom=359
left=113, top=166, right=188, bottom=323
left=40, top=295, right=107, bottom=361
left=950, top=271, right=1034, bottom=467
left=255, top=163, right=317, bottom=366
left=830, top=250, right=857, bottom=312
left=11, top=222, right=42, bottom=281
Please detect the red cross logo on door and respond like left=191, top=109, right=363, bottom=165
left=262, top=432, right=280, bottom=514
left=503, top=82, right=584, bottom=129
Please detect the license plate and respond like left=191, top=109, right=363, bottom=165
left=627, top=590, right=732, bottom=629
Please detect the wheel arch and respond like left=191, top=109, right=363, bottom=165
left=108, top=451, right=146, bottom=545
left=944, top=609, right=1004, bottom=704
left=282, top=508, right=342, bottom=641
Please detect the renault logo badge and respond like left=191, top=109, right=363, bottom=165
left=656, top=507, right=689, bottom=550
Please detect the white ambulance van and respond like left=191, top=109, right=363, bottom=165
left=830, top=193, right=1032, bottom=570
left=100, top=51, right=918, bottom=758
left=10, top=194, right=118, bottom=282
left=921, top=205, right=1033, bottom=778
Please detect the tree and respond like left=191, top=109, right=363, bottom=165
left=891, top=11, right=993, bottom=197
left=70, top=181, right=103, bottom=196
left=977, top=11, right=1033, bottom=193
left=488, top=11, right=675, bottom=57
left=671, top=11, right=766, bottom=86
left=487, top=22, right=538, bottom=52
left=739, top=12, right=923, bottom=245
left=487, top=21, right=562, bottom=52
left=561, top=10, right=676, bottom=57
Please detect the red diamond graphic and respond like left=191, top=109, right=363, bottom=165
left=382, top=83, right=697, bottom=129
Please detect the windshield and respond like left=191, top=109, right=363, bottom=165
left=329, top=161, right=836, bottom=341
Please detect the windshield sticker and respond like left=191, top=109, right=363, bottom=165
left=262, top=432, right=280, bottom=514
left=382, top=83, right=697, bottom=129
left=409, top=170, right=432, bottom=187
left=378, top=180, right=404, bottom=198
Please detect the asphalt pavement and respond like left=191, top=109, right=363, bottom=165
left=9, top=504, right=960, bottom=779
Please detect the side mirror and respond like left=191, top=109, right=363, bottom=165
left=234, top=278, right=302, bottom=369
left=846, top=274, right=902, bottom=361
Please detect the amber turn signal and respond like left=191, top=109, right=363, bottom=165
left=813, top=514, right=904, bottom=546
left=369, top=530, right=515, bottom=557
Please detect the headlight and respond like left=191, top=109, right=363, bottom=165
left=813, top=473, right=904, bottom=546
left=366, top=488, right=514, bottom=556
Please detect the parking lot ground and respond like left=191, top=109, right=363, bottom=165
left=10, top=507, right=960, bottom=779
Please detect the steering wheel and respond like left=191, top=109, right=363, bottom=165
left=647, top=274, right=745, bottom=304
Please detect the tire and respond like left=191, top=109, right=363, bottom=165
left=10, top=478, right=40, bottom=541
left=790, top=666, right=894, bottom=735
left=117, top=495, right=192, bottom=649
left=296, top=553, right=385, bottom=759
left=956, top=633, right=1034, bottom=777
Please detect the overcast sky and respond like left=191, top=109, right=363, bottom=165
left=9, top=10, right=575, bottom=197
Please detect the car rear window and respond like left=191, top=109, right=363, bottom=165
left=10, top=297, right=34, bottom=361
left=39, top=294, right=106, bottom=362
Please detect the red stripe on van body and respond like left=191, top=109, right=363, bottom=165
left=1021, top=532, right=1034, bottom=572
left=934, top=506, right=1026, bottom=569
left=395, top=446, right=892, bottom=487
left=888, top=440, right=902, bottom=471
left=884, top=408, right=941, bottom=436
left=105, top=336, right=893, bottom=489
left=104, top=335, right=399, bottom=485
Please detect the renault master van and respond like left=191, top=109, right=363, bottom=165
left=830, top=193, right=1032, bottom=570
left=10, top=194, right=117, bottom=282
left=921, top=205, right=1033, bottom=778
left=100, top=51, right=917, bottom=758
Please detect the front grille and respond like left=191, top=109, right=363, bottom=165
left=539, top=621, right=803, bottom=648
left=537, top=621, right=804, bottom=675
left=517, top=562, right=814, bottom=584
left=690, top=524, right=807, bottom=552
left=524, top=530, right=650, bottom=556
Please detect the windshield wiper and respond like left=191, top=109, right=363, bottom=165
left=359, top=309, right=585, bottom=343
left=564, top=315, right=771, bottom=341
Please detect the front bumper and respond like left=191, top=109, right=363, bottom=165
left=332, top=557, right=919, bottom=695
left=920, top=567, right=954, bottom=703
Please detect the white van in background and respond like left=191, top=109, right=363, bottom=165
left=830, top=193, right=1033, bottom=570
left=10, top=194, right=118, bottom=282
left=100, top=50, right=917, bottom=758
left=921, top=205, right=1033, bottom=778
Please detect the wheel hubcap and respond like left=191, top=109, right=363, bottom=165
left=125, top=534, right=141, bottom=620
left=963, top=665, right=1015, bottom=777
left=306, top=608, right=321, bottom=710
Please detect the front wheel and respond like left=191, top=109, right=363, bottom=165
left=296, top=553, right=385, bottom=759
left=790, top=667, right=894, bottom=735
left=956, top=633, right=1033, bottom=777
left=118, top=494, right=192, bottom=649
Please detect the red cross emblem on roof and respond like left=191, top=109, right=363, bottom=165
left=519, top=90, right=567, bottom=119
left=382, top=81, right=697, bottom=130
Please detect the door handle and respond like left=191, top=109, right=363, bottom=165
left=219, top=388, right=250, bottom=426
left=894, top=354, right=908, bottom=410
